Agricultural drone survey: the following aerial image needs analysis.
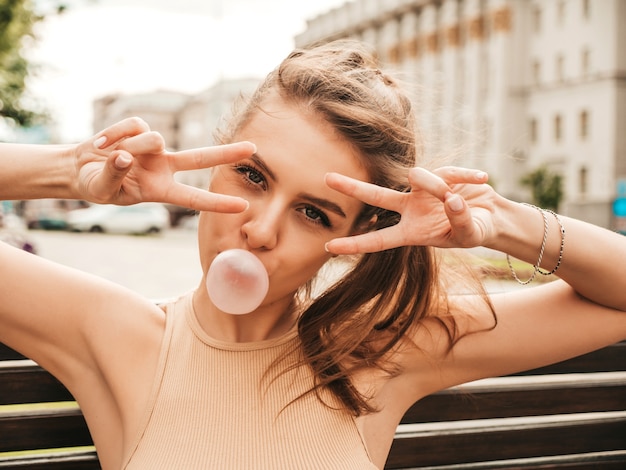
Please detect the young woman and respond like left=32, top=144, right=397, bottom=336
left=1, top=40, right=625, bottom=469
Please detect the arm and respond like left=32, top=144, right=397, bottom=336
left=0, top=117, right=256, bottom=211
left=0, top=142, right=80, bottom=200
left=0, top=117, right=152, bottom=200
left=0, top=116, right=257, bottom=397
left=326, top=167, right=626, bottom=311
left=490, top=200, right=626, bottom=311
left=325, top=167, right=626, bottom=391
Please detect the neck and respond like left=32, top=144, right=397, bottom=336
left=192, top=287, right=297, bottom=343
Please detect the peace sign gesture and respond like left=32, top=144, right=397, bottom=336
left=74, top=117, right=255, bottom=212
left=325, top=167, right=497, bottom=254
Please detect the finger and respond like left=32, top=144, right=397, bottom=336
left=169, top=141, right=257, bottom=172
left=434, top=166, right=489, bottom=185
left=326, top=226, right=407, bottom=255
left=444, top=192, right=481, bottom=246
left=161, top=182, right=249, bottom=213
left=407, top=167, right=451, bottom=201
left=93, top=117, right=150, bottom=149
left=87, top=151, right=133, bottom=201
left=325, top=173, right=406, bottom=211
left=117, top=131, right=166, bottom=156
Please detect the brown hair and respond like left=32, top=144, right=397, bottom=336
left=216, top=39, right=474, bottom=416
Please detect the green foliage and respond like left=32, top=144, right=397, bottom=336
left=0, top=0, right=42, bottom=126
left=520, top=164, right=564, bottom=211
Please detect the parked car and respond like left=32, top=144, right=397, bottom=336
left=67, top=203, right=170, bottom=235
left=23, top=199, right=90, bottom=230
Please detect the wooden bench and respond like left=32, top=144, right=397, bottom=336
left=1, top=341, right=624, bottom=470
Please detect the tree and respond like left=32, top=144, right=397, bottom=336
left=520, top=164, right=564, bottom=211
left=0, top=0, right=42, bottom=127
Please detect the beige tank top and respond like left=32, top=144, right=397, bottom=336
left=122, top=292, right=377, bottom=469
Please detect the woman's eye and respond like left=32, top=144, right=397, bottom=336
left=303, top=206, right=331, bottom=228
left=235, top=165, right=266, bottom=188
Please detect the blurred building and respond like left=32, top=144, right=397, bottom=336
left=295, top=0, right=626, bottom=227
left=92, top=78, right=260, bottom=223
left=93, top=90, right=191, bottom=150
left=176, top=78, right=260, bottom=189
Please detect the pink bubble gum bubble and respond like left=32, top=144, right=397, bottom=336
left=206, top=249, right=269, bottom=315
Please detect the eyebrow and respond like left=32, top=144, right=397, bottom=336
left=251, top=152, right=347, bottom=219
left=251, top=153, right=276, bottom=181
left=300, top=194, right=347, bottom=219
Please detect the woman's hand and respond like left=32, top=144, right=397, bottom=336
left=73, top=117, right=255, bottom=212
left=325, top=166, right=497, bottom=254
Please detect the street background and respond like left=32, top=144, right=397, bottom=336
left=28, top=225, right=202, bottom=301
left=26, top=225, right=522, bottom=302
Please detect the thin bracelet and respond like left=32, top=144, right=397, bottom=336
left=538, top=209, right=565, bottom=275
left=506, top=203, right=549, bottom=285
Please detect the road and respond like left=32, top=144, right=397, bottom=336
left=27, top=227, right=202, bottom=300
left=25, top=228, right=521, bottom=301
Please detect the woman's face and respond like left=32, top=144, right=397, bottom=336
left=197, top=94, right=370, bottom=312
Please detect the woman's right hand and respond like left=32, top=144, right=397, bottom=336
left=73, top=117, right=255, bottom=212
left=324, top=166, right=495, bottom=254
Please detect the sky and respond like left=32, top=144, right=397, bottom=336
left=25, top=0, right=349, bottom=142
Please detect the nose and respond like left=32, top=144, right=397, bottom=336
left=241, top=200, right=282, bottom=250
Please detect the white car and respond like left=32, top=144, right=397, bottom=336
left=67, top=203, right=170, bottom=235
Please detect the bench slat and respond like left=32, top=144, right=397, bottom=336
left=402, top=372, right=626, bottom=424
left=516, top=341, right=626, bottom=375
left=396, top=450, right=626, bottom=469
left=0, top=344, right=24, bottom=362
left=386, top=412, right=626, bottom=468
left=0, top=450, right=100, bottom=470
left=0, top=361, right=74, bottom=405
left=0, top=409, right=93, bottom=453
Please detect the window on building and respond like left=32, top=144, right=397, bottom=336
left=556, top=54, right=565, bottom=82
left=533, top=6, right=542, bottom=33
left=529, top=118, right=538, bottom=143
left=456, top=55, right=465, bottom=101
left=557, top=1, right=566, bottom=26
left=581, top=48, right=591, bottom=76
left=580, top=110, right=589, bottom=139
left=554, top=114, right=563, bottom=142
left=533, top=60, right=541, bottom=85
left=481, top=55, right=490, bottom=98
left=582, top=0, right=591, bottom=20
left=579, top=166, right=588, bottom=196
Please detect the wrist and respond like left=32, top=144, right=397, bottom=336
left=61, top=143, right=83, bottom=200
left=41, top=144, right=80, bottom=200
left=482, top=195, right=523, bottom=252
left=488, top=198, right=564, bottom=277
left=0, top=143, right=79, bottom=200
left=486, top=197, right=544, bottom=259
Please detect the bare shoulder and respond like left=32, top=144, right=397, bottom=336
left=1, top=241, right=167, bottom=401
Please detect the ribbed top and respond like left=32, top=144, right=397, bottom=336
left=123, top=292, right=377, bottom=469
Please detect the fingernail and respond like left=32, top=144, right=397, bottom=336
left=324, top=242, right=330, bottom=253
left=476, top=171, right=487, bottom=180
left=115, top=154, right=132, bottom=169
left=447, top=194, right=464, bottom=212
left=94, top=136, right=107, bottom=148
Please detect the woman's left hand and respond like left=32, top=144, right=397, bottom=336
left=325, top=166, right=497, bottom=254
